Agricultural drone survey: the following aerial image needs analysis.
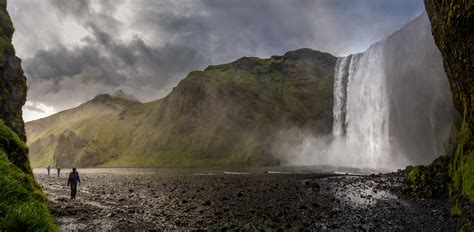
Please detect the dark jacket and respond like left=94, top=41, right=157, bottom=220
left=68, top=171, right=81, bottom=186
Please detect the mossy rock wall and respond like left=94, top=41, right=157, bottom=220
left=421, top=0, right=474, bottom=228
left=423, top=0, right=474, bottom=201
left=0, top=0, right=26, bottom=142
left=0, top=1, right=57, bottom=230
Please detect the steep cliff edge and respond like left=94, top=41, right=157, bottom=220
left=417, top=0, right=473, bottom=227
left=0, top=0, right=26, bottom=142
left=0, top=0, right=56, bottom=230
left=0, top=0, right=28, bottom=173
left=424, top=1, right=473, bottom=130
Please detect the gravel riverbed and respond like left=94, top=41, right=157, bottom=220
left=34, top=168, right=457, bottom=231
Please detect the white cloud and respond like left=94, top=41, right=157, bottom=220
left=23, top=101, right=57, bottom=122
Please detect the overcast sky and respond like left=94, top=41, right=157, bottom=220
left=7, top=0, right=424, bottom=122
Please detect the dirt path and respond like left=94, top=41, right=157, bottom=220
left=34, top=168, right=457, bottom=231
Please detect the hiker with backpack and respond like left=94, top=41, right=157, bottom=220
left=67, top=168, right=81, bottom=200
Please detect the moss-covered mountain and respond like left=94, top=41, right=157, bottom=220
left=407, top=0, right=473, bottom=228
left=0, top=0, right=56, bottom=230
left=26, top=49, right=336, bottom=168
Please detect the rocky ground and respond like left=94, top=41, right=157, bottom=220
left=34, top=168, right=458, bottom=231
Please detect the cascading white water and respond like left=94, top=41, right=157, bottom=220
left=332, top=42, right=392, bottom=168
left=332, top=56, right=349, bottom=137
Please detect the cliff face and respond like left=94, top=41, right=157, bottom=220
left=424, top=0, right=474, bottom=198
left=422, top=0, right=474, bottom=226
left=0, top=1, right=56, bottom=230
left=0, top=0, right=26, bottom=142
left=424, top=1, right=473, bottom=129
left=0, top=0, right=28, bottom=173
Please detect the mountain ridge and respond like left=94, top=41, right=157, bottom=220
left=26, top=48, right=337, bottom=168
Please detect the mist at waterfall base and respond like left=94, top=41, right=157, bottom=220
left=276, top=13, right=455, bottom=171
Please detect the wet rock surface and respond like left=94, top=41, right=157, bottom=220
left=35, top=169, right=457, bottom=231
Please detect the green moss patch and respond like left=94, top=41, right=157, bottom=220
left=462, top=152, right=474, bottom=200
left=407, top=155, right=450, bottom=199
left=448, top=105, right=474, bottom=203
left=450, top=202, right=462, bottom=216
left=0, top=120, right=30, bottom=173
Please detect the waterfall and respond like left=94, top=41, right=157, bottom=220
left=332, top=42, right=392, bottom=167
left=280, top=14, right=455, bottom=170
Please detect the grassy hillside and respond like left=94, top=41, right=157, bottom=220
left=27, top=48, right=337, bottom=168
left=27, top=92, right=140, bottom=168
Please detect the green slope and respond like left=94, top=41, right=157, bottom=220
left=27, top=48, right=337, bottom=168
left=27, top=92, right=141, bottom=168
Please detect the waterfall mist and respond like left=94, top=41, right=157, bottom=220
left=275, top=13, right=455, bottom=171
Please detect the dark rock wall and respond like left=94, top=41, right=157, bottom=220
left=0, top=0, right=29, bottom=174
left=424, top=0, right=474, bottom=197
left=424, top=1, right=473, bottom=131
left=0, top=0, right=27, bottom=141
left=422, top=0, right=473, bottom=227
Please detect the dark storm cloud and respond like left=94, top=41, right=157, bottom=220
left=24, top=0, right=209, bottom=95
left=8, top=0, right=424, bottom=120
left=24, top=31, right=207, bottom=91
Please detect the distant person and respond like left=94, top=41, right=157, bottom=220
left=47, top=165, right=51, bottom=176
left=67, top=168, right=81, bottom=200
left=57, top=166, right=61, bottom=177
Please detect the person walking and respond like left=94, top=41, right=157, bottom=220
left=47, top=164, right=51, bottom=176
left=67, top=168, right=81, bottom=200
left=57, top=166, right=61, bottom=177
